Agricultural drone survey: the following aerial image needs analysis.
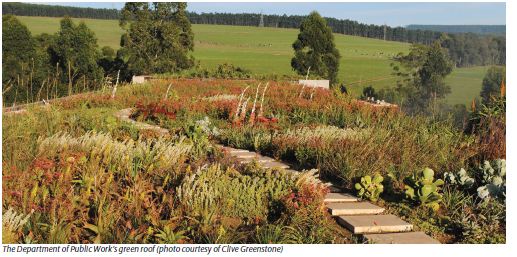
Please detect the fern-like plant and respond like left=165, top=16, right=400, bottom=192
left=2, top=208, right=33, bottom=243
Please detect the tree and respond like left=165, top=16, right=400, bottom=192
left=119, top=2, right=195, bottom=75
left=2, top=15, right=41, bottom=104
left=392, top=41, right=453, bottom=113
left=291, top=11, right=340, bottom=84
left=50, top=17, right=103, bottom=95
left=480, top=66, right=505, bottom=105
left=2, top=15, right=36, bottom=84
left=98, top=45, right=132, bottom=82
left=98, top=46, right=116, bottom=73
left=361, top=86, right=378, bottom=100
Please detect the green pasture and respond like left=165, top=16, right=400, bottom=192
left=14, top=15, right=489, bottom=104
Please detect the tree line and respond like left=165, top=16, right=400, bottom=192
left=441, top=33, right=505, bottom=67
left=2, top=2, right=120, bottom=20
left=188, top=12, right=505, bottom=67
left=190, top=12, right=442, bottom=44
left=2, top=3, right=195, bottom=106
left=406, top=24, right=505, bottom=36
left=2, top=15, right=111, bottom=105
left=2, top=2, right=506, bottom=68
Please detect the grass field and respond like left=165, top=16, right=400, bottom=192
left=445, top=66, right=489, bottom=105
left=15, top=15, right=489, bottom=105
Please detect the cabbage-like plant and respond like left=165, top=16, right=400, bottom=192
left=404, top=168, right=444, bottom=211
left=354, top=174, right=384, bottom=202
left=444, top=168, right=475, bottom=188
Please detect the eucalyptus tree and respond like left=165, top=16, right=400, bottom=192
left=119, top=2, right=195, bottom=75
left=291, top=11, right=340, bottom=84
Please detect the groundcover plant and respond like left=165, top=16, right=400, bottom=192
left=2, top=78, right=505, bottom=243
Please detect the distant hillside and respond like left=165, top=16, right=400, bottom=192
left=3, top=2, right=505, bottom=68
left=406, top=25, right=505, bottom=36
left=3, top=2, right=444, bottom=45
left=2, top=2, right=119, bottom=20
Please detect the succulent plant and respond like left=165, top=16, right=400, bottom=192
left=354, top=173, right=384, bottom=202
left=476, top=159, right=505, bottom=200
left=457, top=168, right=476, bottom=187
left=443, top=172, right=456, bottom=184
left=195, top=116, right=220, bottom=137
left=444, top=168, right=475, bottom=188
left=404, top=168, right=444, bottom=211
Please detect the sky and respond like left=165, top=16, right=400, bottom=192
left=36, top=2, right=506, bottom=27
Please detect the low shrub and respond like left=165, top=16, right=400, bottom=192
left=190, top=63, right=252, bottom=79
left=444, top=159, right=506, bottom=201
left=176, top=164, right=297, bottom=224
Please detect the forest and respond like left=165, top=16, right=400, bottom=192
left=2, top=2, right=120, bottom=19
left=406, top=24, right=505, bottom=36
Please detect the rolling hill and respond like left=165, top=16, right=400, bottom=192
left=13, top=15, right=488, bottom=105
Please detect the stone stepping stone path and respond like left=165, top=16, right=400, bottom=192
left=364, top=231, right=440, bottom=244
left=217, top=146, right=439, bottom=244
left=115, top=108, right=440, bottom=244
left=328, top=185, right=344, bottom=193
left=115, top=108, right=169, bottom=136
left=327, top=202, right=385, bottom=216
left=324, top=193, right=358, bottom=203
left=220, top=146, right=291, bottom=169
left=337, top=214, right=413, bottom=234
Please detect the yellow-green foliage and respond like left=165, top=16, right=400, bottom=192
left=2, top=208, right=33, bottom=243
left=176, top=164, right=297, bottom=223
left=282, top=125, right=370, bottom=143
left=38, top=131, right=193, bottom=177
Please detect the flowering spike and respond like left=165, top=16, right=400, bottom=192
left=250, top=83, right=261, bottom=125
left=235, top=86, right=249, bottom=120
left=258, top=82, right=269, bottom=118
left=500, top=80, right=506, bottom=98
left=240, top=97, right=250, bottom=122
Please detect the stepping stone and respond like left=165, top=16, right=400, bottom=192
left=116, top=108, right=132, bottom=119
left=220, top=146, right=249, bottom=153
left=240, top=156, right=275, bottom=163
left=324, top=193, right=358, bottom=203
left=327, top=202, right=384, bottom=216
left=364, top=231, right=440, bottom=244
left=328, top=185, right=342, bottom=193
left=336, top=214, right=413, bottom=234
left=115, top=109, right=169, bottom=136
left=227, top=149, right=250, bottom=153
left=238, top=157, right=261, bottom=162
left=260, top=161, right=289, bottom=169
left=238, top=159, right=289, bottom=169
left=233, top=152, right=260, bottom=157
left=256, top=156, right=275, bottom=163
